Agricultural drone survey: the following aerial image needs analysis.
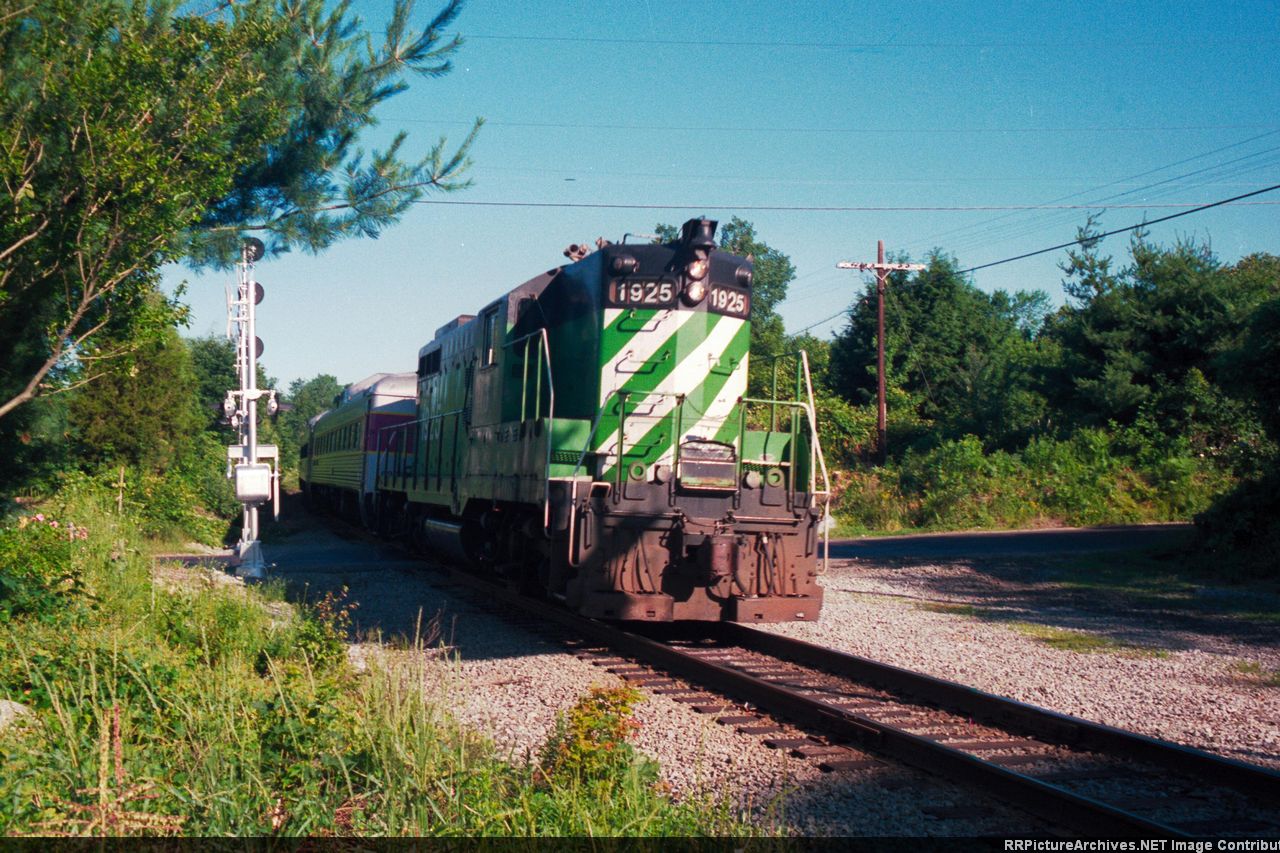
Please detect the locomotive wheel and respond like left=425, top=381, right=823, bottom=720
left=513, top=553, right=549, bottom=598
left=408, top=513, right=428, bottom=554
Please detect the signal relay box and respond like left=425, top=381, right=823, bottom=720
left=233, top=463, right=273, bottom=504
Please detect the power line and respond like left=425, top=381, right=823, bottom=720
left=455, top=32, right=1280, bottom=51
left=906, top=129, right=1280, bottom=252
left=484, top=162, right=1273, bottom=188
left=960, top=183, right=1280, bottom=273
left=392, top=115, right=1280, bottom=136
left=412, top=198, right=1279, bottom=213
left=942, top=144, right=1280, bottom=256
left=792, top=308, right=850, bottom=337
left=789, top=182, right=1280, bottom=336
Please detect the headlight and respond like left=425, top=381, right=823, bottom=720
left=686, top=257, right=709, bottom=280
left=611, top=254, right=638, bottom=274
left=683, top=279, right=707, bottom=305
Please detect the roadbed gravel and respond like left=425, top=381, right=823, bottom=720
left=206, top=517, right=1280, bottom=834
left=763, top=547, right=1280, bottom=772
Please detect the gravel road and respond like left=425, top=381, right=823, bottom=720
left=255, top=515, right=1280, bottom=835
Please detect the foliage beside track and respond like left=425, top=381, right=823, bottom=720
left=0, top=484, right=757, bottom=836
left=833, top=430, right=1230, bottom=534
left=812, top=235, right=1279, bottom=575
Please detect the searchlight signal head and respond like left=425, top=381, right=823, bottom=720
left=243, top=237, right=266, bottom=264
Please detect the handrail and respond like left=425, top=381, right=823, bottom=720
left=369, top=329, right=558, bottom=526
left=799, top=350, right=832, bottom=574
left=738, top=349, right=832, bottom=572
left=567, top=387, right=623, bottom=567
left=378, top=408, right=464, bottom=492
left=736, top=398, right=829, bottom=499
left=502, top=328, right=556, bottom=531
left=567, top=387, right=694, bottom=483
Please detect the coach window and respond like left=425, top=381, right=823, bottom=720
left=481, top=308, right=500, bottom=368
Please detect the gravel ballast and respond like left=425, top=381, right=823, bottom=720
left=259, top=519, right=1280, bottom=834
left=762, top=555, right=1280, bottom=772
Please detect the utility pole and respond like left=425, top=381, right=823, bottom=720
left=837, top=242, right=925, bottom=465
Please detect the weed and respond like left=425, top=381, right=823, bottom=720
left=538, top=685, right=651, bottom=788
left=916, top=602, right=982, bottom=618
left=0, top=484, right=759, bottom=837
left=1005, top=621, right=1165, bottom=656
left=1230, top=661, right=1280, bottom=687
left=0, top=515, right=87, bottom=623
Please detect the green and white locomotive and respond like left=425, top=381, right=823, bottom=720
left=314, top=218, right=829, bottom=623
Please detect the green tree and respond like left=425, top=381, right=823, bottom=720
left=188, top=336, right=239, bottom=432
left=0, top=0, right=476, bottom=423
left=716, top=218, right=796, bottom=398
left=277, top=374, right=344, bottom=475
left=828, top=252, right=1051, bottom=452
left=1218, top=260, right=1280, bottom=442
left=186, top=0, right=481, bottom=266
left=1045, top=230, right=1274, bottom=458
left=67, top=324, right=202, bottom=473
left=1193, top=288, right=1280, bottom=577
left=186, top=334, right=275, bottom=433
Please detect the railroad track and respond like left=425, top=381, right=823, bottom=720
left=444, top=567, right=1280, bottom=838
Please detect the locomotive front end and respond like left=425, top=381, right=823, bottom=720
left=550, top=219, right=828, bottom=622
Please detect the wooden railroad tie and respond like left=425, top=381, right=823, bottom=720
left=763, top=736, right=822, bottom=750
left=819, top=756, right=884, bottom=773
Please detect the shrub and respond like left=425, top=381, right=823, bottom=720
left=1194, top=468, right=1280, bottom=579
left=900, top=436, right=1010, bottom=527
left=833, top=468, right=910, bottom=532
left=538, top=686, right=652, bottom=788
left=0, top=514, right=87, bottom=623
left=290, top=587, right=356, bottom=671
left=1021, top=429, right=1138, bottom=525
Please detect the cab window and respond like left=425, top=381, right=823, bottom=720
left=481, top=308, right=500, bottom=367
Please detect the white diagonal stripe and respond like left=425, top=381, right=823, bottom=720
left=598, top=308, right=693, bottom=400
left=682, top=355, right=749, bottom=448
left=596, top=316, right=746, bottom=470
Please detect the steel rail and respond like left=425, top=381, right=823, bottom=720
left=719, top=623, right=1280, bottom=804
left=444, top=568, right=1203, bottom=837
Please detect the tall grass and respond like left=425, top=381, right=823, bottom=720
left=0, top=484, right=758, bottom=837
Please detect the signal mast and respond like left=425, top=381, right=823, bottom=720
left=223, top=237, right=280, bottom=579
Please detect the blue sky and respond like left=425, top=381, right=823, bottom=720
left=164, top=0, right=1280, bottom=388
